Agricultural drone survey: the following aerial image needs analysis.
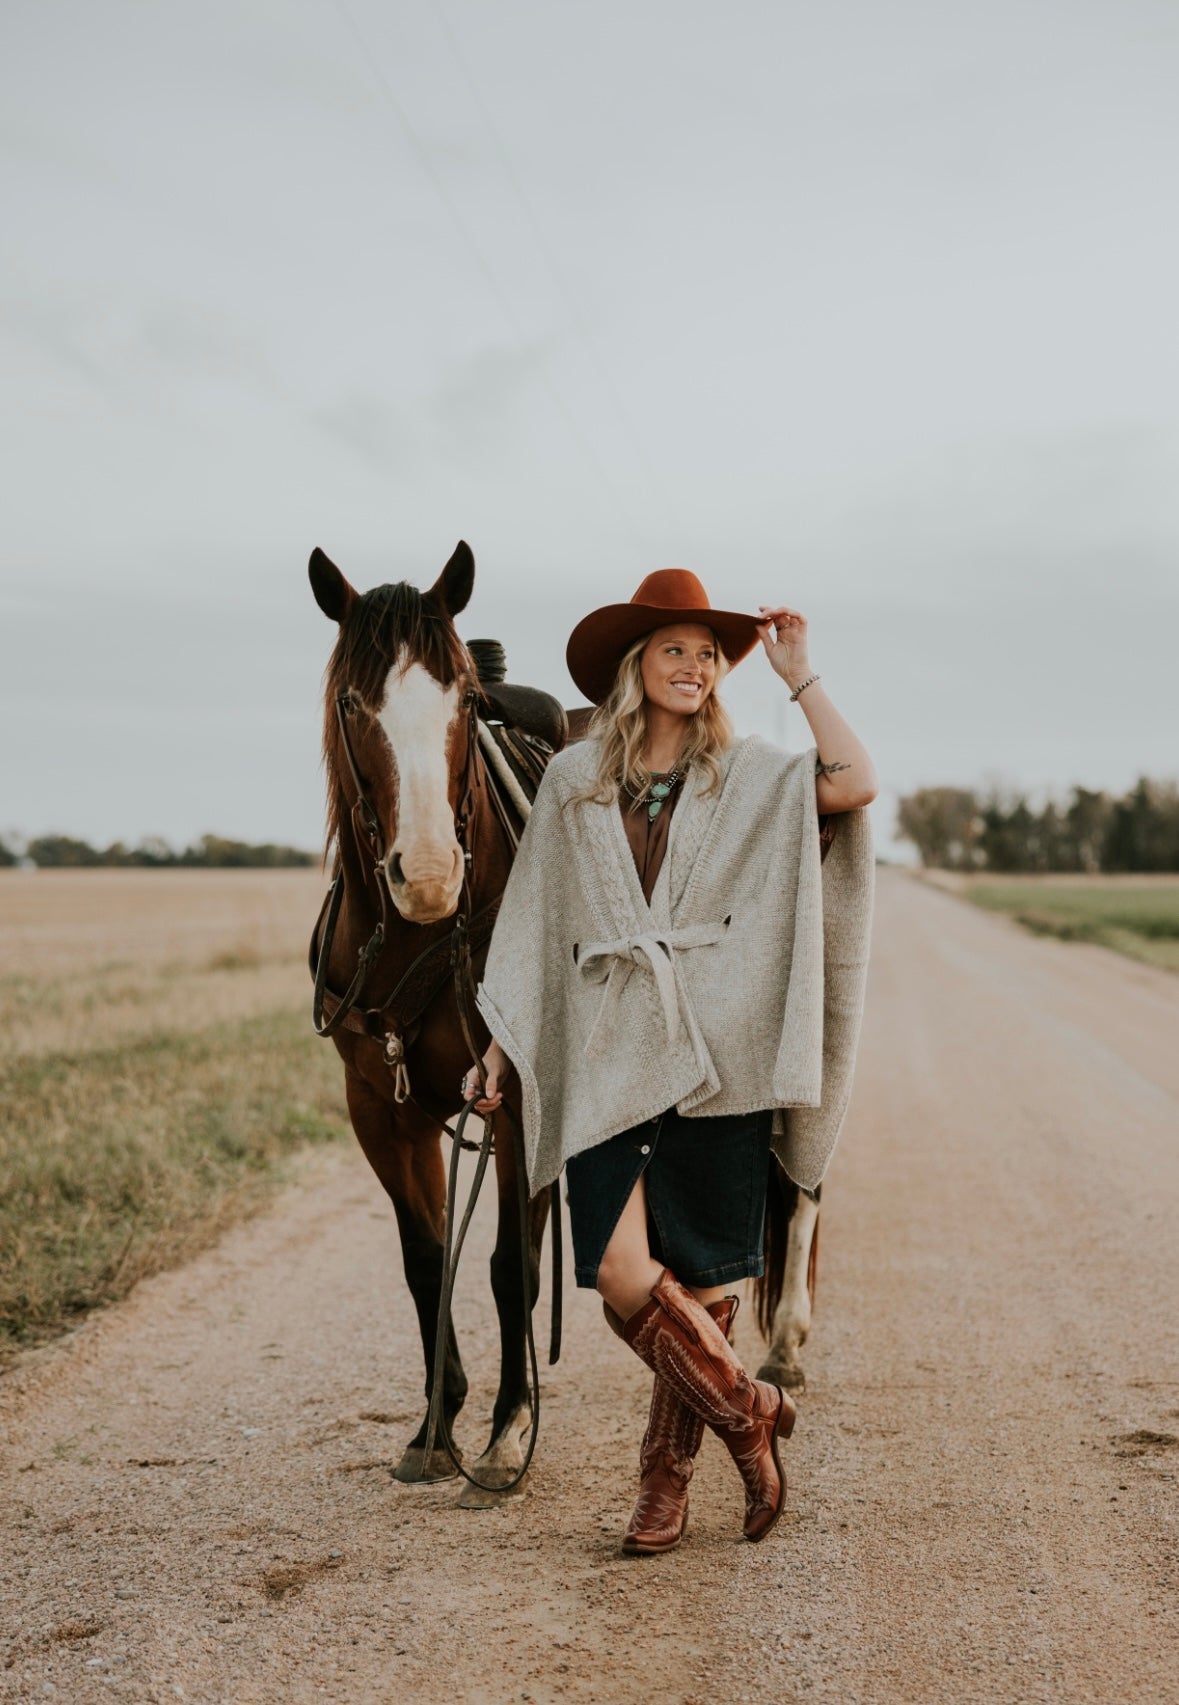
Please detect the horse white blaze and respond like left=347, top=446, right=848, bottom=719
left=377, top=658, right=464, bottom=920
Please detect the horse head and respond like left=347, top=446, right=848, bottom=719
left=311, top=541, right=477, bottom=925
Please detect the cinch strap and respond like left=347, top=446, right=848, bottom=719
left=576, top=921, right=729, bottom=1055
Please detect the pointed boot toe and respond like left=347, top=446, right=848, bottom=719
left=734, top=1382, right=795, bottom=1542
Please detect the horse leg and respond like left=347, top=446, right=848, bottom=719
left=344, top=1072, right=468, bottom=1482
left=757, top=1185, right=821, bottom=1393
left=457, top=1128, right=549, bottom=1508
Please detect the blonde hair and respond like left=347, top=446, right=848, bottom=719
left=571, top=631, right=734, bottom=808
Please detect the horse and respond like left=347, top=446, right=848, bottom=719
left=756, top=1175, right=821, bottom=1392
left=308, top=540, right=824, bottom=1481
left=307, top=539, right=559, bottom=1505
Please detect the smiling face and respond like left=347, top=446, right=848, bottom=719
left=639, top=622, right=719, bottom=720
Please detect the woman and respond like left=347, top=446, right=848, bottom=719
left=464, top=568, right=876, bottom=1553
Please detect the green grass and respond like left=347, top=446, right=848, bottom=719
left=961, top=878, right=1179, bottom=972
left=0, top=1009, right=352, bottom=1358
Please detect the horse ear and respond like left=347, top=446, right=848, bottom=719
left=426, top=540, right=475, bottom=619
left=309, top=547, right=357, bottom=623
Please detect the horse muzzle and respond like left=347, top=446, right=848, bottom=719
left=383, top=844, right=464, bottom=923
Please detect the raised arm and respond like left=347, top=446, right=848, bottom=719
left=756, top=605, right=878, bottom=814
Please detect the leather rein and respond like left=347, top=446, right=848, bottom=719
left=310, top=683, right=560, bottom=1494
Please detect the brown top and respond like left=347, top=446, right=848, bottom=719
left=619, top=781, right=683, bottom=904
left=621, top=778, right=837, bottom=905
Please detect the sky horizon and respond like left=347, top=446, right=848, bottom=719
left=3, top=1, right=1177, bottom=861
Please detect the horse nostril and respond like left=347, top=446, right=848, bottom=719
left=387, top=852, right=405, bottom=887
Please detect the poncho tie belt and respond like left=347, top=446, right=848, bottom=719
left=575, top=920, right=730, bottom=1056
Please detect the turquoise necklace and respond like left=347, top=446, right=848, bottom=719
left=623, top=766, right=686, bottom=822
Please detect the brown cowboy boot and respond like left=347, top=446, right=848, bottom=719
left=620, top=1269, right=795, bottom=1542
left=621, top=1296, right=738, bottom=1556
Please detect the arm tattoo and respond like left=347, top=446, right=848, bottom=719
left=815, top=758, right=852, bottom=777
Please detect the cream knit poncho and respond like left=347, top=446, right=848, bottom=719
left=477, top=734, right=874, bottom=1196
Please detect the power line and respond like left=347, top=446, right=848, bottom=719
left=428, top=0, right=667, bottom=503
left=329, top=0, right=651, bottom=553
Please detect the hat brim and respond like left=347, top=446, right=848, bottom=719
left=566, top=602, right=762, bottom=706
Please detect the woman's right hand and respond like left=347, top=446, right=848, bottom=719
left=461, top=1041, right=509, bottom=1114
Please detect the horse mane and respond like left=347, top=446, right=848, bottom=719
left=321, top=581, right=474, bottom=862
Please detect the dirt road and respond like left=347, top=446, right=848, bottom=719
left=3, top=871, right=1177, bottom=1704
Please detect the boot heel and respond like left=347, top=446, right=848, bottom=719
left=777, top=1390, right=797, bottom=1440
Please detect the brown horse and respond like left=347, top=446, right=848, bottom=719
left=308, top=540, right=554, bottom=1503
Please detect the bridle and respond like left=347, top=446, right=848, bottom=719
left=311, top=681, right=483, bottom=1050
left=308, top=688, right=390, bottom=1039
left=335, top=685, right=389, bottom=868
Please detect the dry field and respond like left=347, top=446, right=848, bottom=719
left=0, top=869, right=350, bottom=1357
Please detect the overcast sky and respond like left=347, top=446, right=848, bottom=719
left=3, top=0, right=1177, bottom=858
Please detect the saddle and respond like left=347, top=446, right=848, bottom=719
left=468, top=639, right=568, bottom=812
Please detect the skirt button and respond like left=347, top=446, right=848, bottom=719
left=640, top=1144, right=651, bottom=1155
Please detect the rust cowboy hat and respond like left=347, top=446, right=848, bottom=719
left=566, top=568, right=762, bottom=705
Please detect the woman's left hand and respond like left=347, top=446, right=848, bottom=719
left=756, top=605, right=812, bottom=690
left=462, top=1040, right=509, bottom=1114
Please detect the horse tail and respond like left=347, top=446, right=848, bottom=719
left=754, top=1158, right=797, bottom=1340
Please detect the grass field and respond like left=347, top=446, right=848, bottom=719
left=929, top=873, right=1179, bottom=972
left=0, top=870, right=353, bottom=1359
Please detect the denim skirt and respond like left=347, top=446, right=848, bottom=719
left=565, top=1105, right=773, bottom=1289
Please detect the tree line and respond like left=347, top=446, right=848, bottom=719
left=896, top=777, right=1179, bottom=872
left=0, top=833, right=317, bottom=869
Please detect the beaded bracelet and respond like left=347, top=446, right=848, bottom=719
left=789, top=673, right=821, bottom=702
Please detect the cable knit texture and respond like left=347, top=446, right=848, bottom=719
left=623, top=1271, right=794, bottom=1542
left=622, top=1296, right=738, bottom=1555
left=477, top=733, right=874, bottom=1194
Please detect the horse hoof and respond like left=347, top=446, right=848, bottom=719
left=392, top=1445, right=460, bottom=1484
left=457, top=1468, right=529, bottom=1509
left=757, top=1358, right=806, bottom=1394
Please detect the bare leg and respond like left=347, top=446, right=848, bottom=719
left=596, top=1175, right=662, bottom=1320
left=596, top=1175, right=732, bottom=1319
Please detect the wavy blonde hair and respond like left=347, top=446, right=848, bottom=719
left=571, top=630, right=734, bottom=808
